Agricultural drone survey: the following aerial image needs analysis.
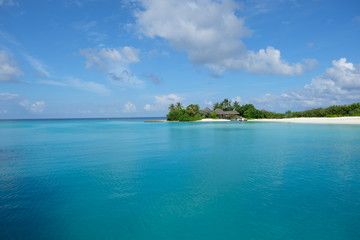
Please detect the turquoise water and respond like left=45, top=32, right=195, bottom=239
left=1, top=119, right=360, bottom=239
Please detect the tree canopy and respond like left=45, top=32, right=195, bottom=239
left=289, top=103, right=360, bottom=118
left=166, top=100, right=360, bottom=121
left=166, top=102, right=204, bottom=121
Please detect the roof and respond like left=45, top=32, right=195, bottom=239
left=203, top=107, right=212, bottom=113
left=215, top=108, right=239, bottom=115
left=226, top=110, right=240, bottom=115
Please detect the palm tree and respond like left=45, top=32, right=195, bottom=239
left=168, top=104, right=175, bottom=112
left=213, top=102, right=222, bottom=110
left=221, top=98, right=231, bottom=111
left=233, top=101, right=240, bottom=111
left=175, top=102, right=183, bottom=110
left=186, top=104, right=200, bottom=116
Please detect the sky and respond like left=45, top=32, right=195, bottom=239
left=0, top=0, right=359, bottom=119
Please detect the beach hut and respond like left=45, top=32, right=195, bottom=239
left=203, top=107, right=212, bottom=114
left=214, top=108, right=239, bottom=119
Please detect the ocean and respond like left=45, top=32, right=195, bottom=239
left=1, top=118, right=359, bottom=239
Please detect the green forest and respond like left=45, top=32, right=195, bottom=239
left=166, top=99, right=360, bottom=121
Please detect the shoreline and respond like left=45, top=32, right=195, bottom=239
left=146, top=117, right=360, bottom=124
left=250, top=117, right=360, bottom=124
left=196, top=118, right=231, bottom=122
left=145, top=119, right=231, bottom=122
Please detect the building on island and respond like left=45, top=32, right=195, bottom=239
left=203, top=107, right=212, bottom=114
left=214, top=108, right=239, bottom=119
left=203, top=107, right=240, bottom=119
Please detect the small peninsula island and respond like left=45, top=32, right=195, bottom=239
left=165, top=99, right=360, bottom=124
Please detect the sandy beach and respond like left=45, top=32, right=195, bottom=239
left=196, top=119, right=231, bottom=122
left=250, top=117, right=360, bottom=124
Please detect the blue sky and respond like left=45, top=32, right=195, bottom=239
left=0, top=0, right=359, bottom=118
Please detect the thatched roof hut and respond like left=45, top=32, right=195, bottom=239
left=214, top=108, right=239, bottom=119
left=203, top=107, right=212, bottom=114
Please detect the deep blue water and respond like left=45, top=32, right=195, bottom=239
left=0, top=119, right=360, bottom=239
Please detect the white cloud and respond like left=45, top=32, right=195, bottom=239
left=123, top=102, right=137, bottom=112
left=0, top=50, right=22, bottom=82
left=204, top=100, right=213, bottom=106
left=20, top=100, right=46, bottom=113
left=24, top=54, right=50, bottom=77
left=30, top=101, right=45, bottom=113
left=81, top=47, right=140, bottom=68
left=0, top=92, right=46, bottom=115
left=0, top=92, right=19, bottom=100
left=134, top=0, right=315, bottom=76
left=228, top=47, right=317, bottom=76
left=144, top=93, right=183, bottom=111
left=155, top=93, right=183, bottom=105
left=253, top=58, right=360, bottom=111
left=80, top=47, right=143, bottom=87
left=39, top=78, right=111, bottom=96
left=143, top=104, right=154, bottom=111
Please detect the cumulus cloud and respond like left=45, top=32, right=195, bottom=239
left=30, top=101, right=45, bottom=113
left=144, top=93, right=183, bottom=111
left=81, top=47, right=139, bottom=69
left=0, top=50, right=23, bottom=82
left=0, top=92, right=45, bottom=115
left=229, top=47, right=317, bottom=76
left=20, top=100, right=45, bottom=113
left=134, top=0, right=315, bottom=75
left=39, top=78, right=111, bottom=96
left=123, top=101, right=137, bottom=112
left=143, top=104, right=154, bottom=111
left=80, top=47, right=143, bottom=87
left=253, top=58, right=360, bottom=111
left=155, top=93, right=183, bottom=105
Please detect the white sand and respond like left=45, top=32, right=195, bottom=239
left=250, top=117, right=360, bottom=124
left=196, top=118, right=231, bottom=122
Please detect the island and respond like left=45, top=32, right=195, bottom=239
left=165, top=99, right=360, bottom=124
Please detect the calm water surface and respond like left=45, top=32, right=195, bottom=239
left=0, top=119, right=359, bottom=239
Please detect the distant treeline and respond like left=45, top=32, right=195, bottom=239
left=286, top=103, right=360, bottom=118
left=167, top=99, right=360, bottom=121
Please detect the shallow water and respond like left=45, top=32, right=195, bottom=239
left=1, top=119, right=360, bottom=239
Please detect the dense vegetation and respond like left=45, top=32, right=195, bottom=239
left=212, top=99, right=284, bottom=119
left=287, top=103, right=360, bottom=118
left=166, top=99, right=283, bottom=121
left=166, top=99, right=360, bottom=121
left=166, top=103, right=205, bottom=121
